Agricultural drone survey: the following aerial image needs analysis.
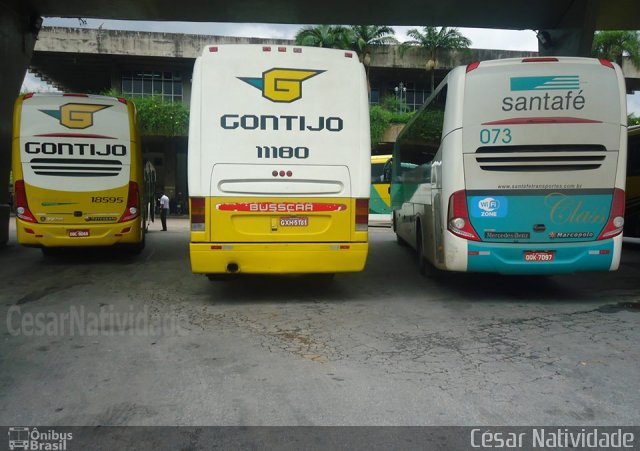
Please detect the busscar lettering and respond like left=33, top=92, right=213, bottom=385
left=220, top=114, right=343, bottom=132
left=250, top=203, right=314, bottom=213
left=502, top=90, right=586, bottom=112
left=25, top=142, right=127, bottom=156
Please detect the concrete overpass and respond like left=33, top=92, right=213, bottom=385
left=25, top=26, right=541, bottom=201
left=0, top=0, right=639, bottom=243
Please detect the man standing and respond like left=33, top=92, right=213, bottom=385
left=160, top=191, right=170, bottom=231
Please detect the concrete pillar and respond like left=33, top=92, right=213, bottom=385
left=537, top=0, right=599, bottom=57
left=0, top=8, right=40, bottom=245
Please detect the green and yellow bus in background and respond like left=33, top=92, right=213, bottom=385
left=369, top=154, right=392, bottom=226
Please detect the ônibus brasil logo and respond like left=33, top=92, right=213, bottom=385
left=40, top=103, right=111, bottom=129
left=238, top=68, right=324, bottom=103
left=8, top=427, right=73, bottom=450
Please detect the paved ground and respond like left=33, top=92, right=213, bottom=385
left=1, top=218, right=639, bottom=426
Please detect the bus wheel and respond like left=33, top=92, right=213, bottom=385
left=393, top=213, right=407, bottom=246
left=310, top=273, right=335, bottom=284
left=416, top=226, right=439, bottom=277
left=416, top=231, right=427, bottom=275
left=129, top=235, right=146, bottom=255
left=41, top=247, right=59, bottom=257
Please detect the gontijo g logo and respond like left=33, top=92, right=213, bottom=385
left=239, top=68, right=324, bottom=103
left=40, top=103, right=111, bottom=129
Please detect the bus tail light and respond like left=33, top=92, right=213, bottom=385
left=599, top=59, right=615, bottom=69
left=597, top=188, right=625, bottom=240
left=118, top=181, right=140, bottom=223
left=466, top=61, right=480, bottom=73
left=355, top=198, right=368, bottom=231
left=447, top=190, right=480, bottom=241
left=14, top=180, right=37, bottom=223
left=191, top=197, right=206, bottom=231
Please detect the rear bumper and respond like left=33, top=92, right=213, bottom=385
left=15, top=218, right=143, bottom=248
left=466, top=239, right=619, bottom=274
left=190, top=242, right=368, bottom=274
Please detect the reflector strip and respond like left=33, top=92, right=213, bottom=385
left=217, top=202, right=347, bottom=212
left=482, top=117, right=601, bottom=125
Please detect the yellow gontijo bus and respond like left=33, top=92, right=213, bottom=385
left=12, top=93, right=145, bottom=253
left=625, top=125, right=640, bottom=238
left=188, top=45, right=370, bottom=277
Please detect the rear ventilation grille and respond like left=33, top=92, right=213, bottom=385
left=475, top=145, right=607, bottom=172
left=29, top=158, right=122, bottom=177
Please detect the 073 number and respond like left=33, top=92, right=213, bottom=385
left=480, top=128, right=512, bottom=144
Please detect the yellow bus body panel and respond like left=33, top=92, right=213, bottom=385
left=16, top=215, right=143, bottom=247
left=190, top=196, right=368, bottom=274
left=190, top=242, right=368, bottom=274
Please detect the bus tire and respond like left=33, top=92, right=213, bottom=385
left=417, top=229, right=427, bottom=275
left=129, top=235, right=146, bottom=255
left=416, top=224, right=438, bottom=277
left=207, top=274, right=234, bottom=281
left=41, top=247, right=59, bottom=257
left=393, top=212, right=407, bottom=246
left=310, top=273, right=335, bottom=284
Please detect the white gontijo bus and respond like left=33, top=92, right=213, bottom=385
left=392, top=57, right=627, bottom=275
left=188, top=45, right=370, bottom=276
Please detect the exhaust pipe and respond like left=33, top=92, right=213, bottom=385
left=227, top=263, right=239, bottom=273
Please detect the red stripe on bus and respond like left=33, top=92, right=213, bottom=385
left=217, top=202, right=348, bottom=212
left=482, top=117, right=602, bottom=125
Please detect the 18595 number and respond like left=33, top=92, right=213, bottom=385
left=91, top=196, right=124, bottom=203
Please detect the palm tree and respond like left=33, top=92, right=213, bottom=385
left=349, top=25, right=398, bottom=61
left=348, top=25, right=398, bottom=95
left=294, top=25, right=351, bottom=49
left=592, top=30, right=640, bottom=69
left=400, top=26, right=472, bottom=92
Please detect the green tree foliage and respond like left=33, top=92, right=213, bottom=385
left=400, top=26, right=472, bottom=92
left=102, top=89, right=189, bottom=136
left=400, top=109, right=445, bottom=149
left=592, top=30, right=640, bottom=68
left=369, top=100, right=415, bottom=146
left=349, top=25, right=398, bottom=58
left=369, top=105, right=391, bottom=145
left=629, top=114, right=640, bottom=126
left=294, top=25, right=352, bottom=49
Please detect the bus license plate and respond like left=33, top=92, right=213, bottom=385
left=524, top=251, right=554, bottom=262
left=280, top=217, right=308, bottom=227
left=68, top=230, right=90, bottom=237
